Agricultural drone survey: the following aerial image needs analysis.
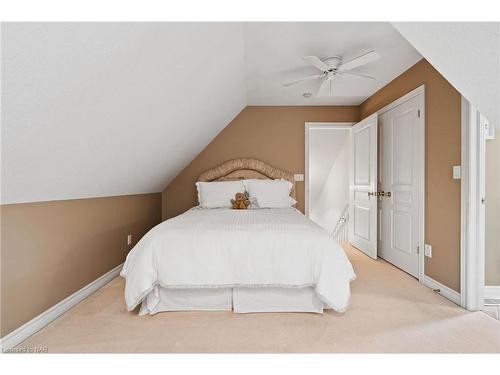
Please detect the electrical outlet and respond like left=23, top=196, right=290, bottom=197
left=424, top=244, right=432, bottom=258
left=127, top=234, right=132, bottom=246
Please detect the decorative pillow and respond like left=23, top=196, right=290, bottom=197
left=195, top=180, right=245, bottom=208
left=243, top=179, right=296, bottom=208
left=247, top=196, right=260, bottom=209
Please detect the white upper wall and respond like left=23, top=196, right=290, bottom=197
left=3, top=22, right=494, bottom=204
left=392, top=22, right=500, bottom=129
left=307, top=128, right=350, bottom=232
left=1, top=22, right=422, bottom=204
left=1, top=23, right=247, bottom=204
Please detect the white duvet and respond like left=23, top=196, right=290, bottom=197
left=120, top=208, right=356, bottom=313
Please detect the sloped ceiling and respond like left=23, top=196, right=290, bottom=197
left=1, top=23, right=247, bottom=204
left=392, top=22, right=500, bottom=129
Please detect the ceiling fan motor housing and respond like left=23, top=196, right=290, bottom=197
left=322, top=55, right=343, bottom=71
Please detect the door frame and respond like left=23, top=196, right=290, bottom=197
left=460, top=97, right=486, bottom=310
left=304, top=122, right=355, bottom=217
left=375, top=85, right=426, bottom=283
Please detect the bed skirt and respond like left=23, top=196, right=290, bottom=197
left=138, top=286, right=325, bottom=315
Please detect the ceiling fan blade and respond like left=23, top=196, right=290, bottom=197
left=341, top=71, right=376, bottom=80
left=282, top=74, right=325, bottom=87
left=339, top=50, right=380, bottom=72
left=317, top=79, right=333, bottom=97
left=303, top=56, right=329, bottom=72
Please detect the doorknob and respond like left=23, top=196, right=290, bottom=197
left=368, top=191, right=376, bottom=197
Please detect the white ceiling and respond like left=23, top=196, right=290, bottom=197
left=392, top=22, right=500, bottom=129
left=1, top=23, right=247, bottom=204
left=245, top=22, right=422, bottom=105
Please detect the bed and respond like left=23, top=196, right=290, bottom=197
left=120, top=158, right=356, bottom=314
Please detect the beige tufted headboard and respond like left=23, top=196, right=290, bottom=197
left=197, top=158, right=296, bottom=199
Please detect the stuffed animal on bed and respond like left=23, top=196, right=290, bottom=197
left=231, top=192, right=250, bottom=209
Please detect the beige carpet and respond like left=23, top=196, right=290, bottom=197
left=19, top=245, right=500, bottom=353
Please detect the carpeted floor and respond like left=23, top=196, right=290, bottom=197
left=19, top=244, right=500, bottom=353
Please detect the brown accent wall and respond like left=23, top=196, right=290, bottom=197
left=1, top=193, right=161, bottom=336
left=163, top=106, right=360, bottom=219
left=360, top=59, right=462, bottom=292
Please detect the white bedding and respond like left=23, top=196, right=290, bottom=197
left=120, top=208, right=356, bottom=313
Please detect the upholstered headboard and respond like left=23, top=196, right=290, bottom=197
left=198, top=158, right=296, bottom=199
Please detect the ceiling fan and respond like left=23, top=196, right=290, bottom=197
left=283, top=50, right=380, bottom=97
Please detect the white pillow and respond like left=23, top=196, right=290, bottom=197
left=244, top=179, right=296, bottom=208
left=196, top=181, right=245, bottom=208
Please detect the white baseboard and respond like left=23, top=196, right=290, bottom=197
left=0, top=263, right=123, bottom=351
left=482, top=306, right=500, bottom=320
left=422, top=275, right=461, bottom=306
left=484, top=285, right=500, bottom=299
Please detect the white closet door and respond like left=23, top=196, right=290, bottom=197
left=349, top=113, right=378, bottom=259
left=378, top=95, right=421, bottom=277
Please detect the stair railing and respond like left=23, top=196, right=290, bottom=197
left=331, top=204, right=349, bottom=243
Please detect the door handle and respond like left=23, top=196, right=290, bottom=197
left=369, top=191, right=391, bottom=197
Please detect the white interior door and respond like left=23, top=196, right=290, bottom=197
left=378, top=94, right=421, bottom=277
left=349, top=113, right=378, bottom=259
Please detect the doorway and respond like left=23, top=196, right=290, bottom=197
left=376, top=90, right=424, bottom=278
left=349, top=87, right=424, bottom=279
left=305, top=123, right=353, bottom=239
left=305, top=86, right=425, bottom=282
left=347, top=87, right=424, bottom=281
left=484, top=116, right=500, bottom=316
left=462, top=100, right=500, bottom=313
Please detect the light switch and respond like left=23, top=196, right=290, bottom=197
left=483, top=116, right=495, bottom=140
left=127, top=234, right=132, bottom=246
left=424, top=244, right=432, bottom=258
left=294, top=174, right=304, bottom=182
left=452, top=165, right=461, bottom=180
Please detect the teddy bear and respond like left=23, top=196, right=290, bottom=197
left=231, top=192, right=250, bottom=209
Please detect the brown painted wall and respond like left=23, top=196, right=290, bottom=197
left=1, top=193, right=161, bottom=336
left=163, top=106, right=360, bottom=219
left=360, top=59, right=462, bottom=292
